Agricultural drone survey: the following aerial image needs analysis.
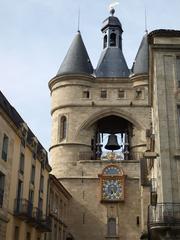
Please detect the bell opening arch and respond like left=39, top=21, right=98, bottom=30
left=76, top=109, right=147, bottom=161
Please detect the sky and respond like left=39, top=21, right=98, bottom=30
left=1, top=0, right=180, bottom=152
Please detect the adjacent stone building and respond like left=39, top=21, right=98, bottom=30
left=49, top=8, right=180, bottom=240
left=47, top=174, right=73, bottom=240
left=0, top=91, right=51, bottom=240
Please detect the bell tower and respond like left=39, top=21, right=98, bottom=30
left=102, top=8, right=123, bottom=50
left=49, top=7, right=151, bottom=240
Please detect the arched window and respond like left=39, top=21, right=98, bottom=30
left=108, top=218, right=116, bottom=236
left=110, top=33, right=116, bottom=47
left=60, top=116, right=67, bottom=141
left=104, top=35, right=107, bottom=49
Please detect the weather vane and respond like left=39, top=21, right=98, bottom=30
left=109, top=0, right=119, bottom=16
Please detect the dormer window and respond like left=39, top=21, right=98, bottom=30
left=110, top=33, right=116, bottom=47
left=104, top=35, right=107, bottom=49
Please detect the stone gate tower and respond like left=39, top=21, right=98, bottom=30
left=49, top=8, right=180, bottom=240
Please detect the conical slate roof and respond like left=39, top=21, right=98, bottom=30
left=57, top=31, right=93, bottom=76
left=133, top=33, right=148, bottom=75
left=95, top=48, right=130, bottom=78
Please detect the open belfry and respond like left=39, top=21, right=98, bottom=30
left=48, top=6, right=180, bottom=240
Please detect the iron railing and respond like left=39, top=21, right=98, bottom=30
left=32, top=207, right=52, bottom=232
left=148, top=203, right=180, bottom=227
left=37, top=215, right=52, bottom=232
left=78, top=151, right=143, bottom=161
left=14, top=199, right=33, bottom=218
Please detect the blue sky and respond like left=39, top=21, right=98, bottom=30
left=1, top=0, right=180, bottom=151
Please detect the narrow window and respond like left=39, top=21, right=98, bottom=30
left=16, top=180, right=23, bottom=212
left=176, top=57, right=180, bottom=88
left=59, top=227, right=62, bottom=240
left=135, top=89, right=143, bottom=99
left=60, top=199, right=62, bottom=213
left=118, top=89, right=125, bottom=99
left=39, top=197, right=43, bottom=212
left=17, top=180, right=23, bottom=200
left=19, top=153, right=25, bottom=174
left=41, top=159, right=45, bottom=169
left=40, top=175, right=44, bottom=193
left=64, top=203, right=67, bottom=218
left=29, top=190, right=34, bottom=204
left=107, top=218, right=116, bottom=236
left=0, top=172, right=5, bottom=208
left=54, top=194, right=58, bottom=210
left=60, top=116, right=67, bottom=141
left=14, top=226, right=19, bottom=240
left=26, top=232, right=31, bottom=240
left=30, top=165, right=35, bottom=185
left=104, top=35, right=107, bottom=48
left=1, top=134, right=9, bottom=161
left=178, top=106, right=180, bottom=133
left=63, top=230, right=66, bottom=240
left=110, top=33, right=116, bottom=47
left=136, top=216, right=140, bottom=225
left=83, top=212, right=85, bottom=224
left=54, top=224, right=57, bottom=240
left=101, top=89, right=107, bottom=99
left=82, top=89, right=90, bottom=99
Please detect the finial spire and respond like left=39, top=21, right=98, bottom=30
left=110, top=8, right=115, bottom=16
left=109, top=0, right=119, bottom=15
left=77, top=7, right=80, bottom=32
left=144, top=4, right=148, bottom=33
left=145, top=7, right=148, bottom=33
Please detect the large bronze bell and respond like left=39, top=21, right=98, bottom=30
left=105, top=134, right=121, bottom=151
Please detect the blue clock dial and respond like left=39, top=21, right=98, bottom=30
left=102, top=179, right=123, bottom=200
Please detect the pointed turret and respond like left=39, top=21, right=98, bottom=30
left=96, top=9, right=129, bottom=78
left=57, top=31, right=93, bottom=76
left=132, top=33, right=148, bottom=75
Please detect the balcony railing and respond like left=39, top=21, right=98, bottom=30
left=148, top=203, right=180, bottom=228
left=37, top=214, right=52, bottom=232
left=32, top=207, right=52, bottom=232
left=14, top=199, right=33, bottom=219
left=14, top=199, right=51, bottom=231
left=78, top=151, right=143, bottom=161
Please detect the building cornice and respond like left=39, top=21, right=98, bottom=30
left=51, top=103, right=151, bottom=115
left=49, top=74, right=95, bottom=91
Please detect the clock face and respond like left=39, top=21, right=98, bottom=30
left=102, top=179, right=123, bottom=201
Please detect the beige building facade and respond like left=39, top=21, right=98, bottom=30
left=0, top=91, right=51, bottom=240
left=47, top=174, right=72, bottom=240
left=49, top=9, right=180, bottom=240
